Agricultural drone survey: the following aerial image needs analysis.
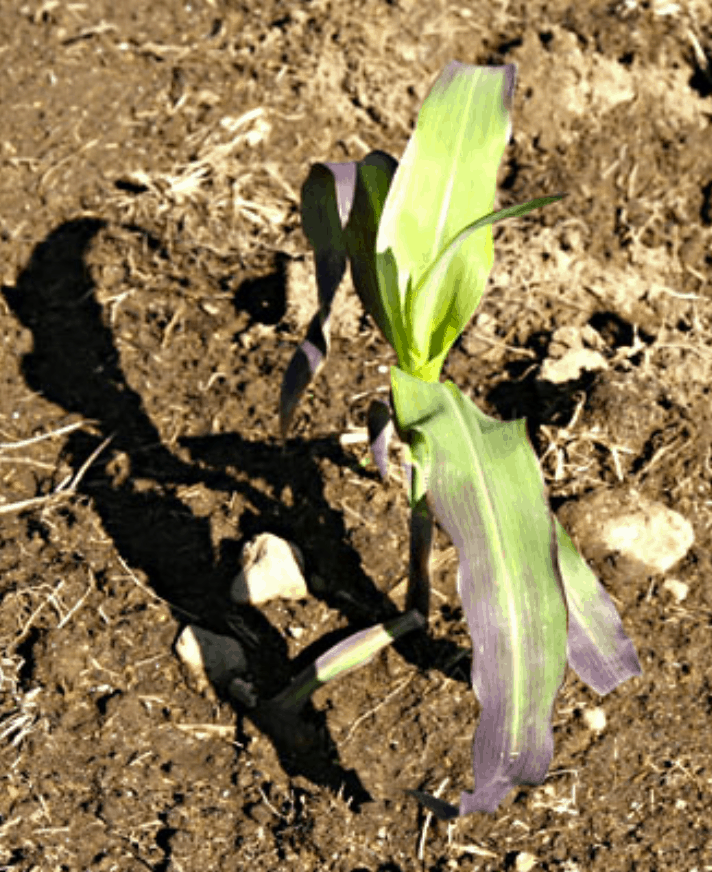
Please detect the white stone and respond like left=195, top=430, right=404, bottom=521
left=598, top=502, right=693, bottom=574
left=582, top=706, right=607, bottom=733
left=662, top=578, right=689, bottom=603
left=540, top=347, right=607, bottom=384
left=231, top=533, right=308, bottom=605
left=558, top=488, right=694, bottom=575
left=175, top=624, right=248, bottom=694
left=515, top=852, right=538, bottom=872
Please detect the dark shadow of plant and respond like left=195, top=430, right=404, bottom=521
left=2, top=217, right=467, bottom=811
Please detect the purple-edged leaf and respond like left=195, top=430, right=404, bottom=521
left=279, top=162, right=355, bottom=437
left=391, top=368, right=569, bottom=816
left=269, top=609, right=426, bottom=713
left=280, top=154, right=398, bottom=438
left=280, top=311, right=332, bottom=439
left=555, top=517, right=642, bottom=695
left=366, top=397, right=393, bottom=481
left=406, top=495, right=434, bottom=620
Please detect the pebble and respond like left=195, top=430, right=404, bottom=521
left=557, top=487, right=694, bottom=576
left=515, top=851, right=538, bottom=872
left=662, top=578, right=689, bottom=603
left=582, top=706, right=607, bottom=733
left=174, top=624, right=248, bottom=694
left=231, top=533, right=308, bottom=605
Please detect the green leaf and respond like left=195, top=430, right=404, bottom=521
left=280, top=152, right=398, bottom=437
left=376, top=63, right=516, bottom=376
left=343, top=152, right=400, bottom=348
left=269, top=610, right=426, bottom=712
left=391, top=367, right=569, bottom=813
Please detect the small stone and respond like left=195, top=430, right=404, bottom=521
left=557, top=488, right=694, bottom=575
left=540, top=347, right=607, bottom=384
left=662, top=578, right=689, bottom=603
left=582, top=706, right=607, bottom=733
left=515, top=851, right=538, bottom=872
left=231, top=533, right=308, bottom=605
left=175, top=625, right=248, bottom=694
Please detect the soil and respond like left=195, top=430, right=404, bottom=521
left=1, top=1, right=712, bottom=870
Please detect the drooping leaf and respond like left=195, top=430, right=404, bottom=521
left=279, top=162, right=354, bottom=437
left=391, top=367, right=569, bottom=815
left=555, top=517, right=642, bottom=695
left=279, top=312, right=333, bottom=439
left=280, top=152, right=398, bottom=437
left=270, top=609, right=426, bottom=713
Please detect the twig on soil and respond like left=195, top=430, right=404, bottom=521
left=0, top=419, right=96, bottom=450
left=339, top=428, right=369, bottom=446
left=167, top=722, right=236, bottom=740
left=417, top=776, right=450, bottom=861
left=466, top=329, right=538, bottom=358
left=57, top=568, right=96, bottom=629
left=11, top=583, right=65, bottom=651
left=342, top=675, right=413, bottom=744
left=0, top=456, right=58, bottom=470
left=0, top=434, right=112, bottom=516
left=687, top=27, right=712, bottom=90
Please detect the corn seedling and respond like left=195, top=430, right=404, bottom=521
left=274, top=61, right=641, bottom=817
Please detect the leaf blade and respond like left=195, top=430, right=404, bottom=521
left=270, top=610, right=426, bottom=712
left=376, top=63, right=516, bottom=371
left=344, top=151, right=400, bottom=347
left=279, top=162, right=356, bottom=437
left=280, top=153, right=399, bottom=438
left=391, top=369, right=569, bottom=814
left=555, top=518, right=642, bottom=695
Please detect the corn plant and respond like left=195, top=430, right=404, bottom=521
left=272, top=61, right=641, bottom=818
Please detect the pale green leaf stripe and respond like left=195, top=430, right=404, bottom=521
left=271, top=609, right=426, bottom=710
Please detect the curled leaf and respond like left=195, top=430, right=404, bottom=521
left=366, top=397, right=393, bottom=481
left=280, top=153, right=398, bottom=437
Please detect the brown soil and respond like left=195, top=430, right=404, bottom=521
left=2, top=1, right=712, bottom=870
